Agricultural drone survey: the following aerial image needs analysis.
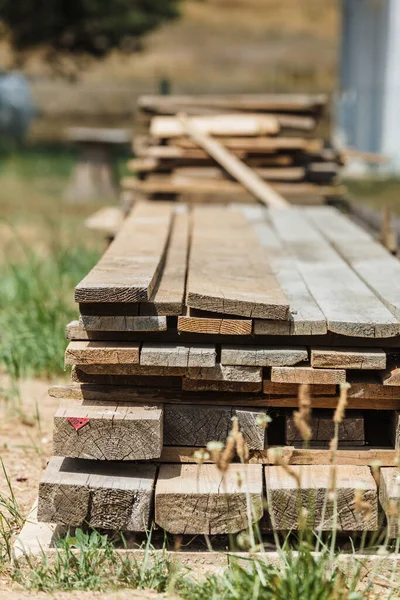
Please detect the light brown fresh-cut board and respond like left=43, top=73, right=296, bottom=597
left=53, top=401, right=163, bottom=461
left=150, top=113, right=279, bottom=138
left=186, top=206, right=289, bottom=318
left=38, top=457, right=156, bottom=530
left=75, top=201, right=173, bottom=303
left=155, top=463, right=263, bottom=535
left=65, top=341, right=140, bottom=366
left=271, top=366, right=346, bottom=385
left=178, top=307, right=252, bottom=336
left=265, top=465, right=377, bottom=531
left=174, top=136, right=323, bottom=153
left=269, top=208, right=400, bottom=338
left=263, top=381, right=336, bottom=396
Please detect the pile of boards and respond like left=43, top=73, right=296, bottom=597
left=38, top=201, right=400, bottom=537
left=122, top=93, right=346, bottom=206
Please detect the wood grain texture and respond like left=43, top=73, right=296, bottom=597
left=70, top=363, right=187, bottom=376
left=70, top=368, right=181, bottom=388
left=178, top=309, right=252, bottom=336
left=65, top=341, right=140, bottom=366
left=269, top=208, right=400, bottom=338
left=271, top=366, right=346, bottom=385
left=140, top=343, right=216, bottom=368
left=182, top=379, right=261, bottom=392
left=155, top=463, right=263, bottom=534
left=263, top=381, right=337, bottom=396
left=265, top=465, right=378, bottom=530
left=75, top=201, right=173, bottom=303
left=186, top=206, right=289, bottom=318
left=221, top=345, right=307, bottom=367
left=391, top=411, right=400, bottom=449
left=185, top=365, right=262, bottom=382
left=79, top=315, right=167, bottom=332
left=38, top=457, right=156, bottom=530
left=381, top=362, right=400, bottom=386
left=53, top=401, right=163, bottom=460
left=311, top=348, right=386, bottom=370
left=285, top=410, right=365, bottom=446
left=379, top=468, right=400, bottom=538
left=140, top=209, right=190, bottom=316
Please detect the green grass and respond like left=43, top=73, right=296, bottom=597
left=0, top=461, right=24, bottom=573
left=346, top=177, right=400, bottom=216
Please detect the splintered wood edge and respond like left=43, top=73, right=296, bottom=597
left=14, top=499, right=400, bottom=576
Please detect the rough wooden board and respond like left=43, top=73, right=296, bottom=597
left=38, top=457, right=156, bottom=531
left=311, top=348, right=386, bottom=370
left=186, top=365, right=262, bottom=382
left=262, top=396, right=400, bottom=410
left=391, top=411, right=400, bottom=449
left=221, top=345, right=307, bottom=367
left=269, top=208, right=400, bottom=338
left=79, top=315, right=167, bottom=332
left=186, top=206, right=289, bottom=319
left=265, top=465, right=378, bottom=530
left=263, top=381, right=337, bottom=396
left=182, top=379, right=261, bottom=393
left=304, top=206, right=400, bottom=321
left=379, top=468, right=400, bottom=538
left=160, top=446, right=399, bottom=466
left=164, top=404, right=231, bottom=447
left=84, top=206, right=123, bottom=237
left=178, top=309, right=252, bottom=336
left=53, top=401, right=163, bottom=460
left=140, top=210, right=190, bottom=316
left=285, top=410, right=365, bottom=445
left=71, top=368, right=181, bottom=389
left=140, top=343, right=216, bottom=368
left=64, top=341, right=140, bottom=366
left=155, top=463, right=263, bottom=535
left=174, top=136, right=323, bottom=153
left=234, top=408, right=267, bottom=450
left=173, top=165, right=305, bottom=183
left=151, top=113, right=279, bottom=138
left=241, top=206, right=327, bottom=336
left=271, top=366, right=346, bottom=385
left=70, top=363, right=187, bottom=376
left=75, top=201, right=173, bottom=303
left=381, top=362, right=400, bottom=386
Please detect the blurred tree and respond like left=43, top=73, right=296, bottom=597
left=0, top=0, right=182, bottom=57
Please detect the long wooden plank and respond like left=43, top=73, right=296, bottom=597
left=304, top=206, right=400, bottom=321
left=311, top=348, right=386, bottom=370
left=79, top=315, right=167, bottom=332
left=175, top=135, right=324, bottom=153
left=38, top=457, right=156, bottom=530
left=151, top=113, right=279, bottom=138
left=140, top=209, right=190, bottom=316
left=155, top=464, right=263, bottom=535
left=263, top=381, right=337, bottom=396
left=269, top=208, right=400, bottom=338
left=186, top=206, right=289, bottom=318
left=271, top=366, right=346, bottom=385
left=179, top=114, right=289, bottom=209
left=173, top=166, right=305, bottom=183
left=64, top=341, right=140, bottom=366
left=178, top=307, right=252, bottom=336
left=75, top=201, right=173, bottom=303
left=140, top=343, right=216, bottom=368
left=265, top=465, right=378, bottom=531
left=242, top=205, right=327, bottom=335
left=53, top=401, right=163, bottom=460
left=221, top=345, right=307, bottom=366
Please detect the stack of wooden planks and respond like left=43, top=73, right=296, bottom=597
left=122, top=93, right=345, bottom=206
left=38, top=200, right=400, bottom=537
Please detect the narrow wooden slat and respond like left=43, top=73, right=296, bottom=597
left=140, top=209, right=190, bottom=316
left=151, top=113, right=279, bottom=138
left=182, top=379, right=261, bottom=393
left=178, top=307, right=252, bottom=336
left=263, top=381, right=337, bottom=396
left=140, top=343, right=216, bottom=368
left=221, top=345, right=307, bottom=366
left=265, top=465, right=378, bottom=531
left=187, top=206, right=289, bottom=318
left=75, top=201, right=173, bottom=303
left=65, top=341, right=140, bottom=366
left=53, top=401, right=163, bottom=460
left=269, top=208, right=400, bottom=338
left=38, top=457, right=156, bottom=530
left=79, top=315, right=167, bottom=332
left=155, top=464, right=263, bottom=535
left=174, top=135, right=323, bottom=153
left=271, top=366, right=346, bottom=385
left=311, top=348, right=386, bottom=370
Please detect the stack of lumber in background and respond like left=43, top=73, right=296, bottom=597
left=121, top=93, right=346, bottom=207
left=38, top=200, right=400, bottom=537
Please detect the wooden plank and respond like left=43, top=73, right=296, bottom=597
left=70, top=363, right=187, bottom=376
left=155, top=463, right=263, bottom=534
left=391, top=411, right=400, bottom=449
left=140, top=209, right=190, bottom=316
left=381, top=362, right=400, bottom=386
left=265, top=465, right=378, bottom=530
left=64, top=341, right=140, bottom=366
left=185, top=364, right=262, bottom=382
left=38, top=457, right=156, bottom=530
left=79, top=315, right=167, bottom=332
left=285, top=410, right=365, bottom=446
left=178, top=114, right=289, bottom=209
left=173, top=165, right=306, bottom=183
left=182, top=379, right=261, bottom=393
left=174, top=136, right=323, bottom=153
left=304, top=206, right=400, bottom=321
left=164, top=404, right=231, bottom=446
left=241, top=206, right=327, bottom=336
left=71, top=368, right=181, bottom=388
left=379, top=468, right=400, bottom=538
left=53, top=401, right=163, bottom=460
left=271, top=366, right=346, bottom=385
left=178, top=308, right=252, bottom=336
left=151, top=113, right=279, bottom=138
left=140, top=343, right=216, bottom=368
left=348, top=380, right=400, bottom=400
left=221, top=345, right=307, bottom=367
left=187, top=206, right=289, bottom=318
left=263, top=381, right=337, bottom=396
left=311, top=348, right=386, bottom=370
left=75, top=201, right=173, bottom=303
left=269, top=208, right=400, bottom=338
left=84, top=207, right=123, bottom=237
left=263, top=396, right=400, bottom=410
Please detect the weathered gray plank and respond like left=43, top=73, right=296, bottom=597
left=64, top=341, right=140, bottom=366
left=140, top=343, right=216, bottom=368
left=221, top=345, right=307, bottom=367
left=271, top=366, right=346, bottom=384
left=79, top=315, right=167, bottom=332
left=311, top=348, right=386, bottom=370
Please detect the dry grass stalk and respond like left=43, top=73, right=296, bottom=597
left=293, top=383, right=312, bottom=442
left=334, top=382, right=350, bottom=424
left=354, top=487, right=373, bottom=522
left=268, top=448, right=301, bottom=488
